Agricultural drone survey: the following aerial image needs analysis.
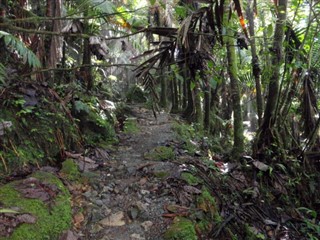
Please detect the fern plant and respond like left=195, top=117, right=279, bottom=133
left=0, top=31, right=41, bottom=68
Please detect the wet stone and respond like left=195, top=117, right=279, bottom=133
left=95, top=199, right=104, bottom=206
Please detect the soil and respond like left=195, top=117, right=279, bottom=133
left=77, top=105, right=180, bottom=240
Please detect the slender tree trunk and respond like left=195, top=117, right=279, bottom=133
left=184, top=68, right=195, bottom=120
left=172, top=72, right=179, bottom=112
left=81, top=8, right=93, bottom=91
left=182, top=65, right=188, bottom=109
left=204, top=77, right=211, bottom=130
left=246, top=0, right=263, bottom=126
left=194, top=81, right=202, bottom=124
left=225, top=24, right=244, bottom=159
left=256, top=0, right=288, bottom=157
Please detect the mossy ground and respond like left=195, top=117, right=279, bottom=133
left=0, top=171, right=72, bottom=240
left=123, top=117, right=139, bottom=134
left=164, top=217, right=197, bottom=240
left=144, top=146, right=175, bottom=161
left=181, top=172, right=203, bottom=185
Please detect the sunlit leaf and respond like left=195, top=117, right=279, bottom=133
left=149, top=0, right=156, bottom=5
left=0, top=208, right=19, bottom=214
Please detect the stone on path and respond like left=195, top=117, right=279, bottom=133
left=99, top=211, right=126, bottom=226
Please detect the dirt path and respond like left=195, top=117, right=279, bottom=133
left=79, top=105, right=179, bottom=240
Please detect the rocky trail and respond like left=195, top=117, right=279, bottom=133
left=75, top=105, right=183, bottom=240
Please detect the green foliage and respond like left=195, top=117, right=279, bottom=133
left=0, top=31, right=41, bottom=68
left=0, top=172, right=72, bottom=240
left=126, top=85, right=147, bottom=103
left=91, top=0, right=115, bottom=14
left=297, top=207, right=320, bottom=239
left=172, top=122, right=197, bottom=154
left=164, top=217, right=197, bottom=240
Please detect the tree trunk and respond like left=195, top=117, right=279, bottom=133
left=255, top=0, right=288, bottom=158
left=194, top=81, right=203, bottom=124
left=246, top=0, right=263, bottom=126
left=81, top=7, right=93, bottom=92
left=184, top=68, right=195, bottom=120
left=225, top=23, right=244, bottom=159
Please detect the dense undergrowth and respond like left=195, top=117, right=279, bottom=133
left=170, top=121, right=320, bottom=239
left=0, top=81, right=319, bottom=239
left=0, top=82, right=117, bottom=180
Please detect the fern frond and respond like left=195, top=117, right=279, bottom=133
left=0, top=31, right=41, bottom=68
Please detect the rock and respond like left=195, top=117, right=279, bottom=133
left=127, top=166, right=137, bottom=174
left=91, top=190, right=98, bottom=197
left=99, top=211, right=126, bottom=226
left=141, top=221, right=153, bottom=231
left=128, top=206, right=140, bottom=220
left=82, top=191, right=91, bottom=199
left=140, top=189, right=150, bottom=195
left=130, top=233, right=145, bottom=240
left=95, top=199, right=104, bottom=206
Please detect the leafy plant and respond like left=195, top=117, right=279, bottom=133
left=0, top=31, right=41, bottom=68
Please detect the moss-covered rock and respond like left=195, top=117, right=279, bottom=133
left=181, top=172, right=203, bottom=186
left=0, top=171, right=72, bottom=240
left=60, top=159, right=81, bottom=182
left=123, top=117, right=139, bottom=134
left=144, top=146, right=175, bottom=161
left=164, top=217, right=197, bottom=240
left=197, top=187, right=218, bottom=219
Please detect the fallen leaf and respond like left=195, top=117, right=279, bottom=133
left=73, top=212, right=84, bottom=227
left=139, top=177, right=148, bottom=185
left=99, top=212, right=126, bottom=226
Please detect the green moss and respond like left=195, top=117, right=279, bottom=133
left=164, top=217, right=197, bottom=240
left=196, top=219, right=211, bottom=232
left=60, top=159, right=81, bottom=182
left=181, top=172, right=203, bottom=185
left=144, top=146, right=175, bottom=161
left=0, top=171, right=72, bottom=240
left=154, top=171, right=170, bottom=179
left=123, top=117, right=139, bottom=134
left=197, top=187, right=217, bottom=219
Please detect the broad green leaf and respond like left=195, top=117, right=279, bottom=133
left=91, top=0, right=115, bottom=14
left=267, top=24, right=273, bottom=38
left=190, top=81, right=196, bottom=90
left=208, top=77, right=217, bottom=89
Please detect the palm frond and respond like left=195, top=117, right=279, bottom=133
left=0, top=31, right=41, bottom=68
